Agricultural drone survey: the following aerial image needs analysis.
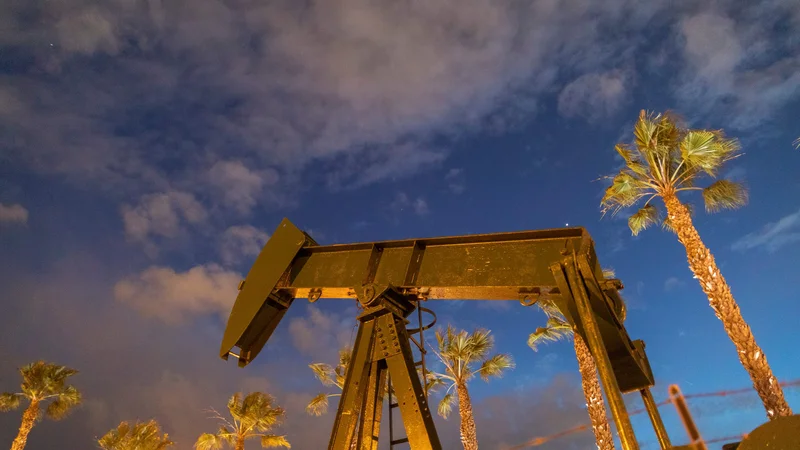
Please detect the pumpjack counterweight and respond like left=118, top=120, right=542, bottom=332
left=220, top=218, right=671, bottom=450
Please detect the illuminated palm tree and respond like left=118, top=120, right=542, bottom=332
left=306, top=347, right=351, bottom=416
left=529, top=299, right=614, bottom=450
left=601, top=109, right=792, bottom=419
left=98, top=419, right=174, bottom=449
left=195, top=392, right=290, bottom=450
left=0, top=361, right=82, bottom=450
left=427, top=325, right=515, bottom=450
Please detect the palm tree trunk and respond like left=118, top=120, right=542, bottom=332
left=456, top=383, right=479, bottom=450
left=663, top=194, right=792, bottom=419
left=11, top=400, right=39, bottom=450
left=235, top=436, right=245, bottom=450
left=574, top=334, right=615, bottom=450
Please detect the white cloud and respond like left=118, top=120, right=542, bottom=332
left=208, top=161, right=279, bottom=214
left=288, top=305, right=355, bottom=360
left=219, top=225, right=270, bottom=266
left=0, top=203, right=28, bottom=224
left=114, top=263, right=242, bottom=323
left=675, top=5, right=800, bottom=129
left=664, top=276, right=686, bottom=292
left=731, top=208, right=800, bottom=253
left=444, top=168, right=466, bottom=194
left=557, top=69, right=633, bottom=122
left=120, top=191, right=207, bottom=251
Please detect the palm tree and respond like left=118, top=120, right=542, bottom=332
left=427, top=325, right=515, bottom=450
left=195, top=392, right=290, bottom=450
left=529, top=300, right=614, bottom=450
left=306, top=346, right=351, bottom=416
left=601, top=109, right=792, bottom=419
left=98, top=419, right=174, bottom=449
left=0, top=361, right=82, bottom=450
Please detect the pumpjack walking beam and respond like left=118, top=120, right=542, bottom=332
left=219, top=218, right=671, bottom=450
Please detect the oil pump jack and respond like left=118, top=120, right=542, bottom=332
left=218, top=218, right=799, bottom=450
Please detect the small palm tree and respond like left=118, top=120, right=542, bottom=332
left=196, top=392, right=290, bottom=450
left=98, top=419, right=174, bottom=449
left=306, top=347, right=351, bottom=416
left=427, top=325, right=514, bottom=450
left=0, top=361, right=82, bottom=450
left=601, top=110, right=792, bottom=419
left=529, top=300, right=614, bottom=450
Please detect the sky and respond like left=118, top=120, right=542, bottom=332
left=1, top=0, right=799, bottom=449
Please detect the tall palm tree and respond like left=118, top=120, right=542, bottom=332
left=306, top=346, right=351, bottom=416
left=0, top=361, right=82, bottom=450
left=195, top=392, right=290, bottom=450
left=529, top=300, right=614, bottom=450
left=98, top=419, right=174, bottom=450
left=601, top=109, right=792, bottom=419
left=427, top=325, right=515, bottom=450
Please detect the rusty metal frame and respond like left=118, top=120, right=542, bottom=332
left=219, top=218, right=672, bottom=450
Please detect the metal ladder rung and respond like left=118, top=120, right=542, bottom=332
left=390, top=438, right=409, bottom=445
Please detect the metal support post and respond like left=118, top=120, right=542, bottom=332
left=560, top=257, right=639, bottom=450
left=640, top=387, right=671, bottom=449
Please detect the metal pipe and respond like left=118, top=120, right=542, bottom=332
left=564, top=258, right=639, bottom=450
left=668, top=384, right=706, bottom=450
left=640, top=387, right=671, bottom=449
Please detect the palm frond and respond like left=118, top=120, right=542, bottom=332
left=601, top=267, right=616, bottom=278
left=195, top=433, right=224, bottom=450
left=0, top=393, right=21, bottom=411
left=309, top=363, right=335, bottom=387
left=628, top=204, right=660, bottom=236
left=528, top=319, right=572, bottom=351
left=424, top=374, right=448, bottom=394
left=702, top=179, right=748, bottom=213
left=614, top=144, right=649, bottom=176
left=437, top=392, right=456, bottom=419
left=261, top=434, right=291, bottom=448
left=680, top=130, right=740, bottom=177
left=476, top=354, right=514, bottom=382
left=793, top=137, right=800, bottom=149
left=536, top=299, right=564, bottom=320
left=306, top=393, right=329, bottom=416
left=464, top=329, right=493, bottom=361
left=45, top=385, right=81, bottom=420
left=600, top=171, right=651, bottom=216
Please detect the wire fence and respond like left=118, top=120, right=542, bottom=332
left=510, top=378, right=800, bottom=449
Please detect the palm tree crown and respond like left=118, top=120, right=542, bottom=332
left=306, top=347, right=351, bottom=416
left=601, top=110, right=747, bottom=235
left=195, top=392, right=290, bottom=450
left=98, top=420, right=174, bottom=450
left=0, top=361, right=82, bottom=419
left=428, top=325, right=514, bottom=418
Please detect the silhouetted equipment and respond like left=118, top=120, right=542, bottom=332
left=220, top=218, right=674, bottom=450
left=737, top=414, right=800, bottom=450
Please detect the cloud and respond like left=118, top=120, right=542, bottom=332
left=557, top=69, right=634, bottom=122
left=113, top=264, right=242, bottom=324
left=0, top=0, right=681, bottom=221
left=288, top=305, right=357, bottom=361
left=120, top=191, right=208, bottom=252
left=664, top=276, right=686, bottom=292
left=0, top=203, right=28, bottom=224
left=208, top=161, right=279, bottom=214
left=219, top=225, right=270, bottom=266
left=674, top=5, right=800, bottom=129
left=390, top=192, right=429, bottom=216
left=731, top=208, right=800, bottom=253
left=445, top=168, right=466, bottom=194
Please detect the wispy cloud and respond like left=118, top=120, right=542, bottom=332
left=731, top=208, right=800, bottom=253
left=557, top=68, right=634, bottom=123
left=390, top=192, right=429, bottom=216
left=664, top=276, right=687, bottom=292
left=0, top=203, right=28, bottom=225
left=445, top=168, right=466, bottom=194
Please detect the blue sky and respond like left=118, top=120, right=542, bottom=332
left=1, top=0, right=799, bottom=448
